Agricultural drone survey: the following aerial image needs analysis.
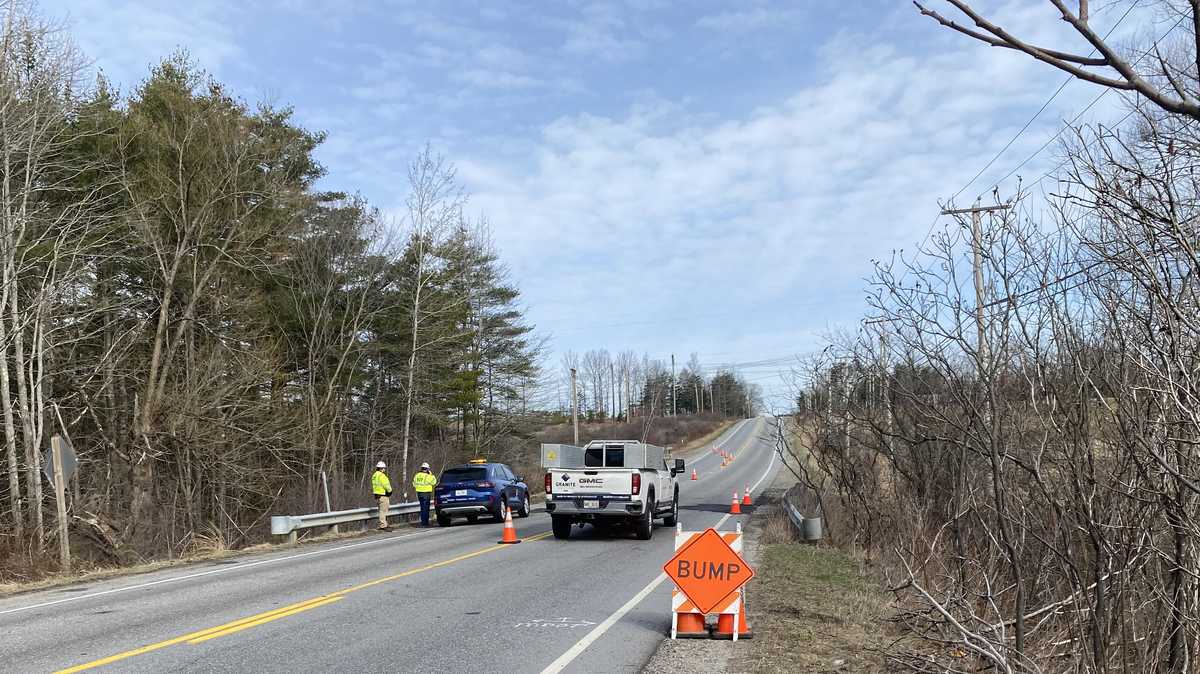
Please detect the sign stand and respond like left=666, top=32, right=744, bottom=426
left=665, top=522, right=755, bottom=640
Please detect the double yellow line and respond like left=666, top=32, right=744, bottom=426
left=58, top=531, right=552, bottom=673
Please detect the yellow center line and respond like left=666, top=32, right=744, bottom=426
left=56, top=530, right=553, bottom=673
left=187, top=596, right=345, bottom=644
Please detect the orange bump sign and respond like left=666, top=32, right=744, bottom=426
left=663, top=528, right=755, bottom=615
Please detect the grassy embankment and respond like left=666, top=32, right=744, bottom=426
left=741, top=419, right=892, bottom=674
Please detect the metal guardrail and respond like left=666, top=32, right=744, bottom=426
left=271, top=501, right=421, bottom=543
left=784, top=490, right=823, bottom=542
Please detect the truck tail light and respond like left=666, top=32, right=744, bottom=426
left=545, top=473, right=552, bottom=494
left=632, top=473, right=641, bottom=495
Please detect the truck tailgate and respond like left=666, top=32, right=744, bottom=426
left=550, top=469, right=633, bottom=497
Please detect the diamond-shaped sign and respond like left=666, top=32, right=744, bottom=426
left=663, top=528, right=755, bottom=614
left=42, top=436, right=77, bottom=485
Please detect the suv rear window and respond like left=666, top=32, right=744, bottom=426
left=441, top=467, right=487, bottom=483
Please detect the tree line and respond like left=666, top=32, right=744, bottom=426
left=558, top=350, right=758, bottom=424
left=0, top=1, right=539, bottom=570
left=785, top=2, right=1200, bottom=671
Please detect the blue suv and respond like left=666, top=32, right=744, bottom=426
left=434, top=460, right=530, bottom=527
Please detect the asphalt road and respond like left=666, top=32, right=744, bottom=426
left=0, top=416, right=780, bottom=674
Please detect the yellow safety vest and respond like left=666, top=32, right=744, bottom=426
left=413, top=471, right=438, bottom=493
left=372, top=470, right=392, bottom=496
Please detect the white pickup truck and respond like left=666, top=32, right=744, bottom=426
left=542, top=440, right=684, bottom=540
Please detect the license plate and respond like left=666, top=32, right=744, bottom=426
left=583, top=500, right=599, bottom=509
left=455, top=490, right=467, bottom=496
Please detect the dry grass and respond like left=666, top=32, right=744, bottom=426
left=537, top=414, right=731, bottom=453
left=675, top=419, right=737, bottom=455
left=741, top=542, right=892, bottom=674
left=758, top=511, right=798, bottom=545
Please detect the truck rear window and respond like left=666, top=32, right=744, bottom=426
left=441, top=468, right=487, bottom=483
left=584, top=445, right=624, bottom=467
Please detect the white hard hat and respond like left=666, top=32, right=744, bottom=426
left=376, top=461, right=386, bottom=468
left=420, top=462, right=430, bottom=469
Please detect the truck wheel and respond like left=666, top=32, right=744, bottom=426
left=635, top=498, right=654, bottom=540
left=552, top=515, right=572, bottom=540
left=663, top=492, right=678, bottom=527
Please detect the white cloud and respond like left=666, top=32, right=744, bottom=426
left=45, top=0, right=242, bottom=88
left=454, top=69, right=543, bottom=90
left=556, top=1, right=650, bottom=62
left=695, top=7, right=806, bottom=33
left=451, top=8, right=1129, bottom=407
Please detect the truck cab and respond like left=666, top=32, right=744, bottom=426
left=542, top=440, right=684, bottom=540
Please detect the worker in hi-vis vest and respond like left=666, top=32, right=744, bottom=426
left=413, top=462, right=438, bottom=527
left=372, top=461, right=392, bottom=530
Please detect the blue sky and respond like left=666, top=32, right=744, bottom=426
left=46, top=0, right=1155, bottom=409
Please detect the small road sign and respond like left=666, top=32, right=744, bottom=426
left=42, top=436, right=77, bottom=485
left=663, top=527, right=755, bottom=615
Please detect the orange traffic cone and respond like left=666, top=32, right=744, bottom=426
left=743, top=485, right=752, bottom=506
left=730, top=491, right=741, bottom=514
left=713, top=599, right=753, bottom=639
left=691, top=468, right=698, bottom=481
left=674, top=612, right=708, bottom=638
left=498, top=505, right=521, bottom=544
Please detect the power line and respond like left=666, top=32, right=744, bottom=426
left=885, top=9, right=1187, bottom=324
left=908, top=5, right=1153, bottom=261
left=946, top=2, right=1138, bottom=207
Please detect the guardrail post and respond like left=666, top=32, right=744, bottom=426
left=288, top=530, right=297, bottom=545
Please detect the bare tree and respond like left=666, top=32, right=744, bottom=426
left=399, top=147, right=465, bottom=498
left=0, top=0, right=93, bottom=545
left=915, top=1, right=1200, bottom=120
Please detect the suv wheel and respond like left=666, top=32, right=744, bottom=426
left=552, top=515, right=572, bottom=540
left=663, top=492, right=678, bottom=527
left=635, top=498, right=655, bottom=540
left=436, top=511, right=451, bottom=527
left=518, top=493, right=531, bottom=518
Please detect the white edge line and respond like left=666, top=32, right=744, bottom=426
left=542, top=511, right=736, bottom=674
left=540, top=574, right=667, bottom=674
left=0, top=526, right=447, bottom=616
left=748, top=426, right=777, bottom=494
left=691, top=418, right=749, bottom=468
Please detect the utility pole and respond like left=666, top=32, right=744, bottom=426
left=625, top=370, right=632, bottom=422
left=610, top=362, right=617, bottom=422
left=941, top=201, right=1009, bottom=369
left=570, top=368, right=579, bottom=445
left=670, top=354, right=676, bottom=417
